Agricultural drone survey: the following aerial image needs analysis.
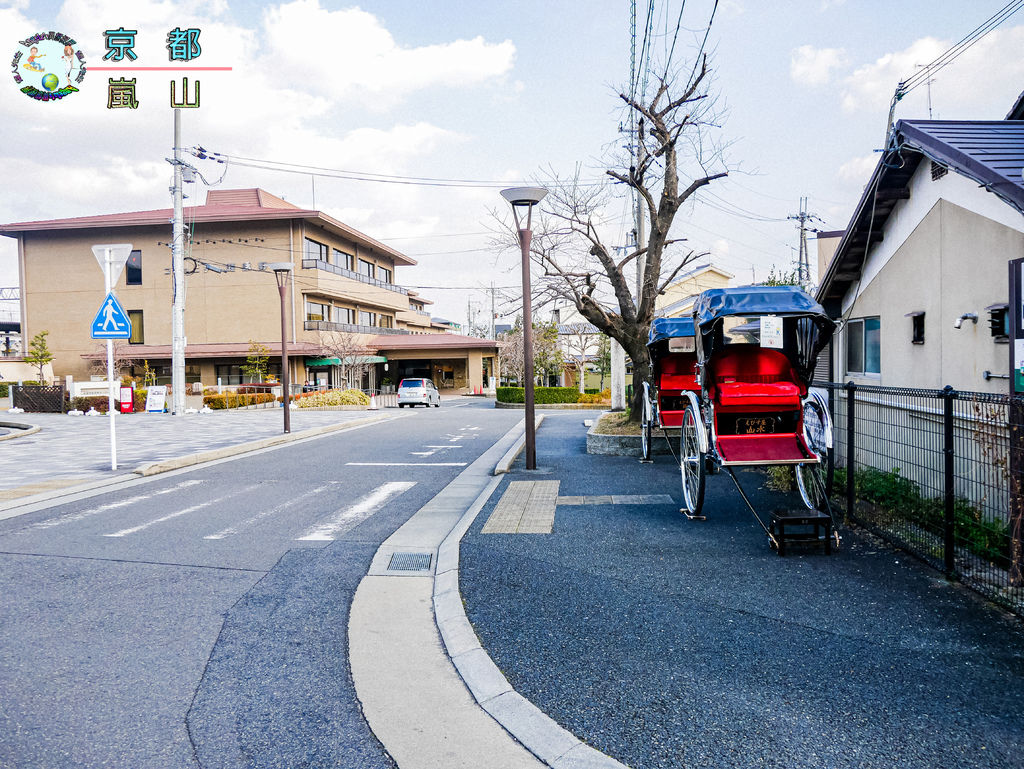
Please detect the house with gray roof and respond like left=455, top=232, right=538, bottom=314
left=816, top=118, right=1024, bottom=392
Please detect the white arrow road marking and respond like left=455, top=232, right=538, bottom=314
left=34, top=480, right=204, bottom=530
left=203, top=484, right=332, bottom=540
left=426, top=445, right=461, bottom=449
left=297, top=481, right=416, bottom=541
left=103, top=490, right=241, bottom=538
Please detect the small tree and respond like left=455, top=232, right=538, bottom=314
left=240, top=340, right=271, bottom=383
left=596, top=334, right=611, bottom=390
left=24, top=330, right=53, bottom=383
left=533, top=320, right=563, bottom=385
left=497, top=320, right=525, bottom=385
left=88, top=342, right=136, bottom=381
left=561, top=322, right=598, bottom=392
left=319, top=330, right=374, bottom=389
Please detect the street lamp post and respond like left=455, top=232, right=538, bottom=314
left=501, top=186, right=548, bottom=470
left=268, top=262, right=293, bottom=434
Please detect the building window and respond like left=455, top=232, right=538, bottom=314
left=332, top=306, right=354, bottom=324
left=127, top=310, right=144, bottom=344
left=215, top=363, right=281, bottom=385
left=126, top=250, right=142, bottom=285
left=305, top=238, right=329, bottom=262
left=378, top=266, right=392, bottom=284
left=846, top=317, right=880, bottom=375
left=334, top=248, right=353, bottom=270
left=359, top=310, right=376, bottom=326
left=358, top=259, right=375, bottom=279
left=305, top=300, right=329, bottom=322
left=988, top=303, right=1009, bottom=343
left=907, top=311, right=925, bottom=344
left=379, top=315, right=393, bottom=328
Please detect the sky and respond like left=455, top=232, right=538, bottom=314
left=2, top=0, right=1023, bottom=329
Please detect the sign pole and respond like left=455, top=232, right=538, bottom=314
left=104, top=247, right=117, bottom=471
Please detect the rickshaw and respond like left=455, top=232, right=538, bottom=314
left=679, top=286, right=838, bottom=553
left=640, top=317, right=700, bottom=461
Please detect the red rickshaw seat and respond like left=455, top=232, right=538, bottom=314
left=709, top=347, right=803, bottom=409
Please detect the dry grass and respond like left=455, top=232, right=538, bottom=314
left=594, top=411, right=641, bottom=435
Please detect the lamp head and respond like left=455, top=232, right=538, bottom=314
left=266, top=262, right=293, bottom=273
left=500, top=186, right=548, bottom=207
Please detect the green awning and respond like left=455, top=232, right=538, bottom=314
left=305, top=355, right=386, bottom=366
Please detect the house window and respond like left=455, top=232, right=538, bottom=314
left=127, top=310, right=144, bottom=344
left=907, top=311, right=925, bottom=344
left=334, top=249, right=353, bottom=270
left=332, top=306, right=354, bottom=324
left=379, top=315, right=393, bottom=328
left=358, top=259, right=375, bottom=279
left=305, top=300, right=329, bottom=322
left=126, top=250, right=142, bottom=285
left=988, top=303, right=1009, bottom=343
left=359, top=310, right=376, bottom=326
left=846, top=317, right=880, bottom=375
left=379, top=266, right=392, bottom=284
left=305, top=238, right=329, bottom=262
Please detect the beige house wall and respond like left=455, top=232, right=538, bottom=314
left=837, top=199, right=1018, bottom=392
left=656, top=266, right=732, bottom=317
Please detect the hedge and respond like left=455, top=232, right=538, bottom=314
left=295, top=389, right=370, bottom=408
left=496, top=386, right=579, bottom=404
left=203, top=392, right=276, bottom=410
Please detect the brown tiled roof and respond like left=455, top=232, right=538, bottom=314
left=81, top=341, right=324, bottom=360
left=371, top=333, right=499, bottom=351
left=0, top=188, right=416, bottom=266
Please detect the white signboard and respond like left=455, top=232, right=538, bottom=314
left=760, top=315, right=784, bottom=349
left=146, top=385, right=167, bottom=413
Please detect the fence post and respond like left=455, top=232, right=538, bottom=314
left=942, top=385, right=957, bottom=578
left=845, top=381, right=856, bottom=521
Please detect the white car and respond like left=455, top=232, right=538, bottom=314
left=397, top=378, right=440, bottom=408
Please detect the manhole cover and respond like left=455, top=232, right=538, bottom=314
left=387, top=552, right=432, bottom=571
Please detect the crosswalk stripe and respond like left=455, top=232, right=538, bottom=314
left=33, top=480, right=204, bottom=530
left=102, top=490, right=240, bottom=538
left=296, top=481, right=416, bottom=541
left=203, top=484, right=332, bottom=540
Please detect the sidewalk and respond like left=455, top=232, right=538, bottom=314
left=0, top=407, right=392, bottom=502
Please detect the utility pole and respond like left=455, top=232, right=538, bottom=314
left=170, top=109, right=186, bottom=416
left=787, top=197, right=821, bottom=286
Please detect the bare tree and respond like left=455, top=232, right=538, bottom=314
left=497, top=325, right=525, bottom=385
left=561, top=322, right=599, bottom=392
left=318, top=331, right=374, bottom=389
left=500, top=54, right=727, bottom=420
left=88, top=341, right=137, bottom=381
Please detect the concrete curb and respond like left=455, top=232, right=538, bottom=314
left=585, top=412, right=677, bottom=456
left=430, top=426, right=629, bottom=769
left=132, top=414, right=392, bottom=475
left=0, top=421, right=40, bottom=442
left=493, top=415, right=545, bottom=475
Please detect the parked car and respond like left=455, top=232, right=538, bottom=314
left=397, top=378, right=440, bottom=408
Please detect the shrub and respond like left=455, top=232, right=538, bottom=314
left=496, top=386, right=580, bottom=404
left=71, top=396, right=109, bottom=413
left=295, top=388, right=370, bottom=408
left=577, top=388, right=611, bottom=404
left=0, top=382, right=8, bottom=398
left=203, top=392, right=275, bottom=410
left=584, top=388, right=600, bottom=395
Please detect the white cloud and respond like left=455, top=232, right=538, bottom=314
left=790, top=45, right=847, bottom=86
left=837, top=153, right=878, bottom=184
left=820, top=0, right=846, bottom=10
left=259, top=0, right=516, bottom=107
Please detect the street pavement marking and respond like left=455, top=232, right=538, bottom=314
left=346, top=462, right=467, bottom=467
left=555, top=494, right=675, bottom=506
left=203, top=484, right=332, bottom=540
left=481, top=480, right=560, bottom=534
left=103, top=490, right=241, bottom=538
left=296, top=481, right=416, bottom=541
left=425, top=445, right=461, bottom=449
left=33, top=480, right=205, bottom=530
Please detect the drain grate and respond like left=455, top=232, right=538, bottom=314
left=387, top=552, right=433, bottom=572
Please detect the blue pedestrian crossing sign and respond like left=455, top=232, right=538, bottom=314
left=91, top=292, right=132, bottom=339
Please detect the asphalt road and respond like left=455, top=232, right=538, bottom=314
left=461, top=413, right=1024, bottom=769
left=0, top=400, right=520, bottom=769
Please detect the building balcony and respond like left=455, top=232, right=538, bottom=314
left=302, top=259, right=407, bottom=295
left=304, top=320, right=410, bottom=336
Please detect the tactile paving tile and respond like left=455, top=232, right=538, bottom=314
left=481, top=480, right=560, bottom=534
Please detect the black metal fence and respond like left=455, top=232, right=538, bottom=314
left=815, top=382, right=1024, bottom=618
left=13, top=384, right=66, bottom=413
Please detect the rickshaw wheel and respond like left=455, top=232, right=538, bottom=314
left=796, top=399, right=833, bottom=510
left=681, top=402, right=705, bottom=516
left=641, top=387, right=653, bottom=461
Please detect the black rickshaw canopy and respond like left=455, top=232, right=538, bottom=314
left=692, top=286, right=836, bottom=386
